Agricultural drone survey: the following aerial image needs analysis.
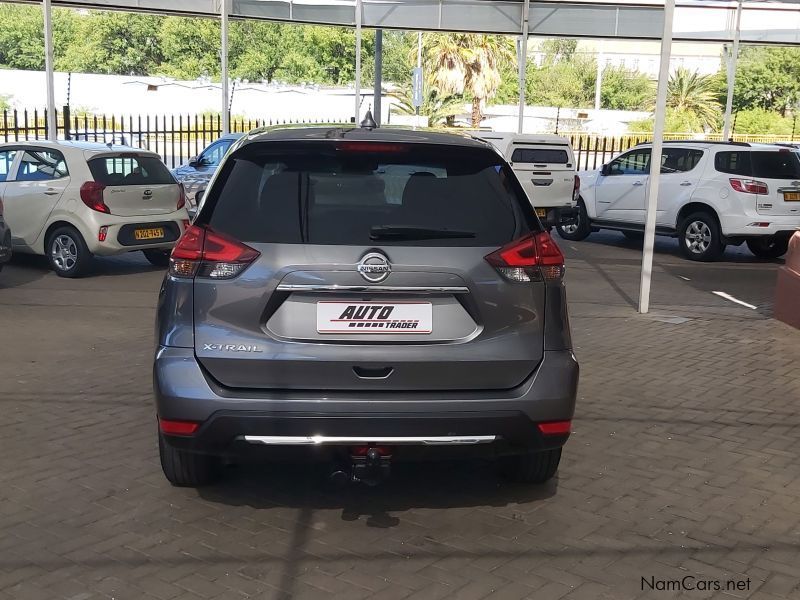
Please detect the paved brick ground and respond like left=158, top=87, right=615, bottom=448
left=0, top=234, right=798, bottom=600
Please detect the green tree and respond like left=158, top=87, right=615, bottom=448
left=60, top=11, right=164, bottom=75
left=733, top=47, right=800, bottom=116
left=527, top=55, right=595, bottom=108
left=661, top=67, right=721, bottom=130
left=600, top=65, right=652, bottom=111
left=390, top=87, right=464, bottom=126
left=157, top=16, right=220, bottom=79
left=423, top=33, right=515, bottom=127
left=0, top=4, right=78, bottom=71
left=733, top=108, right=794, bottom=135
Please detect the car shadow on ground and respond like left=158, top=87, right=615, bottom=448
left=0, top=254, right=51, bottom=289
left=573, top=231, right=785, bottom=265
left=197, top=459, right=557, bottom=528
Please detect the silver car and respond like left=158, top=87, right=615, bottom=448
left=154, top=125, right=579, bottom=487
left=171, top=133, right=243, bottom=207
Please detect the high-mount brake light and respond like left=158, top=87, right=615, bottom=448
left=169, top=224, right=260, bottom=280
left=484, top=231, right=565, bottom=282
left=335, top=142, right=409, bottom=153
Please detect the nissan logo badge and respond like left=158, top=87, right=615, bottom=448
left=357, top=252, right=391, bottom=283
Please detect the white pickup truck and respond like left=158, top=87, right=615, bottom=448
left=473, top=132, right=580, bottom=228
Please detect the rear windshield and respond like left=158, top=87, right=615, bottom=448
left=511, top=147, right=570, bottom=164
left=202, top=142, right=537, bottom=247
left=715, top=150, right=800, bottom=179
left=88, top=155, right=175, bottom=186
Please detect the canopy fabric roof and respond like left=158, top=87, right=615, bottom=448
left=10, top=0, right=800, bottom=44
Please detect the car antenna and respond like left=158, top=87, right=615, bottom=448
left=360, top=108, right=377, bottom=130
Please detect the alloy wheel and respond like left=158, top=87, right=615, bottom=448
left=51, top=235, right=78, bottom=271
left=684, top=220, right=711, bottom=255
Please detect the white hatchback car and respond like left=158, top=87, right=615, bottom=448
left=560, top=141, right=800, bottom=261
left=0, top=141, right=189, bottom=277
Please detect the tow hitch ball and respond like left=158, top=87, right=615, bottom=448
left=341, top=446, right=392, bottom=486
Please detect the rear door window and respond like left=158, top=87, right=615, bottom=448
left=511, top=147, right=570, bottom=164
left=660, top=148, right=704, bottom=173
left=89, top=155, right=175, bottom=186
left=204, top=143, right=536, bottom=247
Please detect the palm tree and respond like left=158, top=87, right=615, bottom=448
left=390, top=87, right=464, bottom=127
left=422, top=33, right=515, bottom=127
left=662, top=67, right=722, bottom=130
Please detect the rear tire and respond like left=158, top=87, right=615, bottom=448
left=556, top=200, right=591, bottom=241
left=746, top=236, right=789, bottom=259
left=499, top=447, right=562, bottom=484
left=678, top=211, right=724, bottom=262
left=143, top=249, right=171, bottom=268
left=46, top=226, right=92, bottom=278
left=158, top=432, right=219, bottom=487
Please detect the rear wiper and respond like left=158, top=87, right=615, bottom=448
left=370, top=226, right=476, bottom=241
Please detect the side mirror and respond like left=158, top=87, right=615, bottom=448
left=600, top=163, right=611, bottom=176
left=188, top=156, right=200, bottom=168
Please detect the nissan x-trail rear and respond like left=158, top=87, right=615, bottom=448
left=154, top=126, right=579, bottom=487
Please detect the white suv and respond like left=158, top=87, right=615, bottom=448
left=473, top=132, right=579, bottom=228
left=0, top=141, right=189, bottom=277
left=558, top=141, right=800, bottom=261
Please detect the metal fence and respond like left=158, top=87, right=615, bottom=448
left=3, top=107, right=798, bottom=172
left=0, top=107, right=336, bottom=169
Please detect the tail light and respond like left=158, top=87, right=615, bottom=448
left=573, top=174, right=581, bottom=202
left=730, top=178, right=768, bottom=195
left=177, top=183, right=187, bottom=210
left=80, top=181, right=110, bottom=213
left=170, top=224, right=259, bottom=280
left=485, top=230, right=565, bottom=282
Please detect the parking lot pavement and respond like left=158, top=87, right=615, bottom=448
left=0, top=237, right=798, bottom=600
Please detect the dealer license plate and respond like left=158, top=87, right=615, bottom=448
left=317, top=301, right=432, bottom=334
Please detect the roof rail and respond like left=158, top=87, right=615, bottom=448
left=635, top=139, right=751, bottom=147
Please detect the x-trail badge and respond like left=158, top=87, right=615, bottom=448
left=357, top=252, right=391, bottom=283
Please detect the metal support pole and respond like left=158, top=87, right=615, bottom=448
left=354, top=0, right=362, bottom=122
left=594, top=41, right=604, bottom=111
left=722, top=0, right=742, bottom=141
left=638, top=0, right=675, bottom=314
left=374, top=29, right=383, bottom=126
left=43, top=0, right=56, bottom=141
left=221, top=0, right=230, bottom=134
left=517, top=0, right=530, bottom=134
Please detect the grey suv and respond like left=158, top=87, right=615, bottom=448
left=154, top=125, right=579, bottom=487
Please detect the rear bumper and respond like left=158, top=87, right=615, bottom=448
left=722, top=214, right=800, bottom=237
left=154, top=347, right=579, bottom=457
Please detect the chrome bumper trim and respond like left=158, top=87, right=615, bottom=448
left=275, top=284, right=469, bottom=294
left=242, top=435, right=497, bottom=446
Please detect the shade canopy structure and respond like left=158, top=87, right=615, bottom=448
left=6, top=0, right=800, bottom=44
left=9, top=0, right=800, bottom=313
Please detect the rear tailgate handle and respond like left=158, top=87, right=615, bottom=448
left=353, top=366, right=394, bottom=379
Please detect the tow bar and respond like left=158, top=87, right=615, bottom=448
left=330, top=445, right=392, bottom=486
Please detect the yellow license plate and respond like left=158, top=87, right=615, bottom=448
left=134, top=227, right=165, bottom=241
left=535, top=208, right=547, bottom=218
left=783, top=192, right=800, bottom=201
